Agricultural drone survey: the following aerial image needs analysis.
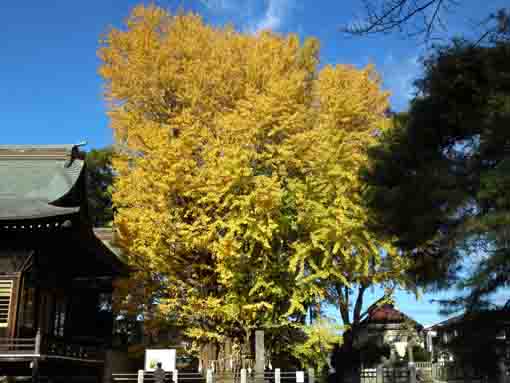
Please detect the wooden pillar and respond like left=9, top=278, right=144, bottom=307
left=103, top=349, right=113, bottom=383
left=32, top=284, right=41, bottom=334
left=9, top=274, right=21, bottom=338
left=14, top=273, right=26, bottom=337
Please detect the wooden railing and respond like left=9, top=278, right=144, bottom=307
left=414, top=361, right=433, bottom=369
left=0, top=337, right=37, bottom=354
left=112, top=371, right=206, bottom=383
left=0, top=330, right=104, bottom=361
left=44, top=336, right=104, bottom=361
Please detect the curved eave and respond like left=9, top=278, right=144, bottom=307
left=84, top=228, right=130, bottom=276
left=0, top=157, right=84, bottom=205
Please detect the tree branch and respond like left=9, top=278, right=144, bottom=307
left=425, top=0, right=444, bottom=40
left=336, top=284, right=351, bottom=325
left=353, top=283, right=369, bottom=325
left=342, top=0, right=470, bottom=43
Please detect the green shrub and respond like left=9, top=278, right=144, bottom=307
left=404, top=345, right=431, bottom=362
left=358, top=340, right=391, bottom=367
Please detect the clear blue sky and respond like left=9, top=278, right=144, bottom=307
left=2, top=0, right=506, bottom=326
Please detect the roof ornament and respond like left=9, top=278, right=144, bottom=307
left=62, top=220, right=73, bottom=228
left=66, top=141, right=88, bottom=168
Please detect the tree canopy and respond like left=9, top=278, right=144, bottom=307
left=367, top=39, right=510, bottom=311
left=99, top=4, right=412, bottom=365
left=86, top=147, right=114, bottom=227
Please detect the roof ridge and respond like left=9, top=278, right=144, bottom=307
left=0, top=144, right=77, bottom=148
left=0, top=144, right=86, bottom=160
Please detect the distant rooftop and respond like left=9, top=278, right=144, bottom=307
left=362, top=303, right=423, bottom=328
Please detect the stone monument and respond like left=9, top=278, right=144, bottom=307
left=255, top=330, right=265, bottom=376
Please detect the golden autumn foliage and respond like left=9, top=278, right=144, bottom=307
left=99, top=5, right=411, bottom=351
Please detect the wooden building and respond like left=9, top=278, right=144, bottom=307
left=353, top=303, right=424, bottom=353
left=424, top=310, right=510, bottom=363
left=0, top=144, right=126, bottom=381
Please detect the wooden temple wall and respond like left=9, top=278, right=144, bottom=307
left=0, top=273, right=21, bottom=339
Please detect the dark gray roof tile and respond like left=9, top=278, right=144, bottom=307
left=0, top=144, right=85, bottom=220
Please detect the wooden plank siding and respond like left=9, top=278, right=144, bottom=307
left=0, top=274, right=21, bottom=339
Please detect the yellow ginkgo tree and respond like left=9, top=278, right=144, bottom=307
left=98, top=4, right=412, bottom=359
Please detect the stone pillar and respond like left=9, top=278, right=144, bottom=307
left=138, top=369, right=144, bottom=383
left=376, top=364, right=383, bottom=383
left=308, top=368, right=315, bottom=383
left=498, top=358, right=507, bottom=383
left=426, top=332, right=434, bottom=361
left=407, top=343, right=414, bottom=364
left=255, top=330, right=265, bottom=375
left=241, top=368, right=247, bottom=383
left=173, top=369, right=179, bottom=383
left=207, top=368, right=214, bottom=383
left=409, top=363, right=416, bottom=383
left=389, top=348, right=397, bottom=363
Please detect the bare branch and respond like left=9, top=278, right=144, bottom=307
left=345, top=1, right=510, bottom=44
left=425, top=0, right=444, bottom=40
left=341, top=0, right=510, bottom=44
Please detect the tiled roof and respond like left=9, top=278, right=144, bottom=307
left=0, top=144, right=85, bottom=221
left=362, top=303, right=422, bottom=328
left=425, top=314, right=464, bottom=330
left=93, top=227, right=128, bottom=266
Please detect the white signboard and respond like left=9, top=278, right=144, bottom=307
left=394, top=342, right=407, bottom=358
left=145, top=349, right=176, bottom=372
left=296, top=371, right=305, bottom=383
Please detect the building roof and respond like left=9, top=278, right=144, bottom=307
left=361, top=303, right=423, bottom=329
left=0, top=144, right=85, bottom=221
left=0, top=199, right=79, bottom=220
left=93, top=227, right=128, bottom=266
left=426, top=309, right=510, bottom=331
left=425, top=314, right=464, bottom=331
